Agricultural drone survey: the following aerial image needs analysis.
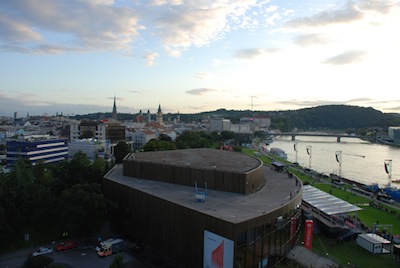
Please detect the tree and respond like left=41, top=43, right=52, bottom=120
left=221, top=130, right=234, bottom=140
left=159, top=133, right=172, bottom=142
left=59, top=183, right=106, bottom=236
left=114, top=141, right=131, bottom=164
left=67, top=151, right=91, bottom=186
left=23, top=255, right=53, bottom=268
left=109, top=253, right=124, bottom=268
left=143, top=139, right=158, bottom=151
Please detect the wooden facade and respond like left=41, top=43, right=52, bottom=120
left=104, top=149, right=303, bottom=267
left=103, top=178, right=302, bottom=267
left=123, top=150, right=265, bottom=194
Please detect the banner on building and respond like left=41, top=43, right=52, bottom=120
left=304, top=220, right=314, bottom=250
left=204, top=230, right=234, bottom=268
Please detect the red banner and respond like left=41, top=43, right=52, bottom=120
left=304, top=220, right=314, bottom=250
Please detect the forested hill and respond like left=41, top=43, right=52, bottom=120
left=74, top=105, right=400, bottom=131
left=279, top=105, right=400, bottom=130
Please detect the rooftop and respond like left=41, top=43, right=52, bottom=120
left=126, top=148, right=261, bottom=173
left=105, top=163, right=301, bottom=224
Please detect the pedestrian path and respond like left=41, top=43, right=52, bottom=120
left=286, top=245, right=339, bottom=268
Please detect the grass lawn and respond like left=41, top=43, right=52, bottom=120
left=243, top=148, right=400, bottom=266
left=313, top=232, right=399, bottom=268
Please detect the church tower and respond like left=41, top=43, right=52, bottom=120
left=156, top=104, right=163, bottom=125
left=112, top=95, right=118, bottom=121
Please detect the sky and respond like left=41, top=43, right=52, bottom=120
left=1, top=0, right=400, bottom=117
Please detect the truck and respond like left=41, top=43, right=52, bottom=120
left=97, top=238, right=125, bottom=257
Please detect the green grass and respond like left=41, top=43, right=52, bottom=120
left=244, top=148, right=400, bottom=266
left=313, top=232, right=399, bottom=268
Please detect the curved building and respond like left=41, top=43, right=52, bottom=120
left=103, top=148, right=302, bottom=267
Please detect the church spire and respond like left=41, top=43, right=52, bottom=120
left=112, top=95, right=118, bottom=120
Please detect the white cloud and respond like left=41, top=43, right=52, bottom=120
left=195, top=72, right=213, bottom=80
left=144, top=52, right=159, bottom=66
left=0, top=0, right=143, bottom=53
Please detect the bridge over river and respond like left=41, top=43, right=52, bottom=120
left=269, top=132, right=359, bottom=142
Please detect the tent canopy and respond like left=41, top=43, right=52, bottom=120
left=302, top=185, right=362, bottom=216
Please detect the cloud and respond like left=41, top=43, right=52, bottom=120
left=287, top=1, right=363, bottom=28
left=323, top=50, right=366, bottom=65
left=150, top=0, right=183, bottom=6
left=234, top=48, right=278, bottom=59
left=194, top=72, right=213, bottom=80
left=293, top=33, right=330, bottom=47
left=287, top=0, right=397, bottom=28
left=186, top=88, right=216, bottom=96
left=0, top=0, right=143, bottom=53
left=144, top=52, right=159, bottom=66
left=150, top=1, right=259, bottom=55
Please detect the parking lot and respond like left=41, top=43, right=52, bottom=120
left=0, top=242, right=147, bottom=268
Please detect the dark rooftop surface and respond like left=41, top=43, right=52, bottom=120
left=126, top=148, right=261, bottom=173
left=105, top=163, right=302, bottom=224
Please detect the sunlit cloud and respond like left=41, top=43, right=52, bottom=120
left=144, top=52, right=159, bottom=66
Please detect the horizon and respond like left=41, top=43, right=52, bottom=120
left=2, top=104, right=395, bottom=119
left=1, top=1, right=400, bottom=117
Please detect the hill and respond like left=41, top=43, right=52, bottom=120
left=72, top=105, right=400, bottom=131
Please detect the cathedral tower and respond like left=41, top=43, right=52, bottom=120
left=156, top=104, right=163, bottom=125
left=112, top=95, right=118, bottom=121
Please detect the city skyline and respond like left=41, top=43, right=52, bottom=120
left=1, top=0, right=400, bottom=117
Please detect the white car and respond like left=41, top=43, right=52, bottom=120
left=32, top=247, right=53, bottom=256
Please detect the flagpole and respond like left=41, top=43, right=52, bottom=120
left=384, top=159, right=392, bottom=186
left=306, top=146, right=312, bottom=169
left=336, top=151, right=342, bottom=179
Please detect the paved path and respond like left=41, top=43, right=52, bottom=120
left=286, top=246, right=339, bottom=268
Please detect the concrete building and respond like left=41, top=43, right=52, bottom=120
left=6, top=136, right=68, bottom=165
left=125, top=129, right=157, bottom=150
left=68, top=139, right=103, bottom=160
left=70, top=120, right=125, bottom=150
left=104, top=148, right=302, bottom=267
left=209, top=118, right=231, bottom=132
left=388, top=127, right=400, bottom=143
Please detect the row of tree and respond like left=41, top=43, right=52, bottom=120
left=0, top=152, right=110, bottom=249
left=142, top=130, right=241, bottom=152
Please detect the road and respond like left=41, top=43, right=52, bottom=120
left=0, top=242, right=147, bottom=268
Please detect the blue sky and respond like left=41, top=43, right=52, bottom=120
left=1, top=0, right=399, bottom=117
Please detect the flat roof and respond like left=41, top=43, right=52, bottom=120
left=126, top=148, right=261, bottom=173
left=302, top=185, right=362, bottom=215
left=358, top=233, right=391, bottom=244
left=105, top=164, right=301, bottom=224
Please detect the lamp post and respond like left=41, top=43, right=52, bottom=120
left=335, top=151, right=342, bottom=179
left=306, top=146, right=312, bottom=169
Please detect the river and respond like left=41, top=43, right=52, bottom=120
left=266, top=135, right=400, bottom=188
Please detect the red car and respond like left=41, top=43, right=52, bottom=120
left=56, top=241, right=77, bottom=251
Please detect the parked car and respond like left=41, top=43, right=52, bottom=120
left=32, top=247, right=53, bottom=256
left=56, top=241, right=77, bottom=251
